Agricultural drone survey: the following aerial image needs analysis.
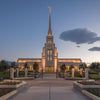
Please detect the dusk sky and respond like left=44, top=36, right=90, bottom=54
left=0, top=0, right=100, bottom=63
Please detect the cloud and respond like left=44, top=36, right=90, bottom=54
left=76, top=46, right=80, bottom=48
left=59, top=28, right=100, bottom=44
left=88, top=47, right=100, bottom=51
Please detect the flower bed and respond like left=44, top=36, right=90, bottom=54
left=0, top=80, right=26, bottom=99
left=0, top=80, right=26, bottom=90
left=73, top=80, right=100, bottom=91
left=0, top=89, right=15, bottom=97
left=78, top=80, right=100, bottom=85
left=82, top=89, right=100, bottom=100
left=74, top=80, right=100, bottom=100
left=0, top=81, right=21, bottom=85
left=87, top=89, right=100, bottom=97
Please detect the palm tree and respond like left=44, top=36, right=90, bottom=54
left=60, top=64, right=66, bottom=77
left=33, top=62, right=39, bottom=72
left=69, top=65, right=74, bottom=71
left=0, top=60, right=9, bottom=72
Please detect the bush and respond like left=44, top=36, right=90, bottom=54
left=74, top=71, right=82, bottom=77
left=19, top=71, right=25, bottom=77
left=0, top=71, right=10, bottom=80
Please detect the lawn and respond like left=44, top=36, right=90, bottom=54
left=89, top=74, right=100, bottom=78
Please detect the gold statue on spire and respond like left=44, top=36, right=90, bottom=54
left=48, top=6, right=51, bottom=13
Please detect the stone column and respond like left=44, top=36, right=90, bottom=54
left=72, top=68, right=75, bottom=78
left=80, top=68, right=83, bottom=75
left=85, top=68, right=89, bottom=79
left=10, top=68, right=14, bottom=79
left=25, top=68, right=28, bottom=77
left=16, top=68, right=19, bottom=77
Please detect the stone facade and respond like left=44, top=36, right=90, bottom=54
left=17, top=7, right=82, bottom=72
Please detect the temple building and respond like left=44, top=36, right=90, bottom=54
left=17, top=7, right=82, bottom=72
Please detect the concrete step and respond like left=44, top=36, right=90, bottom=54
left=43, top=73, right=56, bottom=78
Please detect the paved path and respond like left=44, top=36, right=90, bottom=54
left=9, top=78, right=91, bottom=100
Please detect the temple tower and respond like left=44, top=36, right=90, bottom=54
left=42, top=7, right=58, bottom=72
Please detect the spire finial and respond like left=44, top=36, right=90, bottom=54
left=48, top=6, right=52, bottom=36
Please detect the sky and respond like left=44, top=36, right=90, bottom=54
left=0, top=0, right=100, bottom=63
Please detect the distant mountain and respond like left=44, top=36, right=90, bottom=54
left=6, top=61, right=15, bottom=66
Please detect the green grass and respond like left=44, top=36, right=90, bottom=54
left=89, top=74, right=100, bottom=78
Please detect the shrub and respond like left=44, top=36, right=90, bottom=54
left=74, top=71, right=82, bottom=77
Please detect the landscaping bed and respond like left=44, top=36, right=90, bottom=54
left=0, top=80, right=27, bottom=91
left=0, top=88, right=17, bottom=100
left=74, top=80, right=100, bottom=100
left=78, top=80, right=100, bottom=85
left=0, top=88, right=15, bottom=97
left=87, top=89, right=100, bottom=97
left=73, top=80, right=100, bottom=91
left=0, top=80, right=27, bottom=99
left=82, top=89, right=100, bottom=100
left=0, top=81, right=21, bottom=85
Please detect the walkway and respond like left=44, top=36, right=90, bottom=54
left=9, top=78, right=91, bottom=100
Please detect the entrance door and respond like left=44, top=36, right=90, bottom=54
left=45, top=67, right=54, bottom=72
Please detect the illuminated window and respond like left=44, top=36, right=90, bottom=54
left=47, top=50, right=49, bottom=55
left=50, top=50, right=52, bottom=55
left=48, top=40, right=52, bottom=44
left=47, top=50, right=52, bottom=61
left=48, top=57, right=49, bottom=61
left=47, top=50, right=52, bottom=55
left=50, top=56, right=52, bottom=61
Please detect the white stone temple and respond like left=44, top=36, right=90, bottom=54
left=17, top=7, right=82, bottom=72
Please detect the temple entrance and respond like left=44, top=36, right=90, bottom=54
left=45, top=66, right=54, bottom=72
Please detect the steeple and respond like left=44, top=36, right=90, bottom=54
left=48, top=7, right=52, bottom=36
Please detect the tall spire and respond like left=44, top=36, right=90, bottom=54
left=48, top=6, right=52, bottom=36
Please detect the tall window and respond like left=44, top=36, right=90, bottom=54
left=47, top=50, right=52, bottom=61
left=47, top=50, right=52, bottom=56
left=50, top=56, right=52, bottom=61
left=48, top=40, right=52, bottom=44
left=50, top=50, right=52, bottom=55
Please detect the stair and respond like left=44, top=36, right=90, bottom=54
left=43, top=72, right=56, bottom=79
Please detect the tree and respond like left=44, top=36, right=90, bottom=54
left=69, top=65, right=74, bottom=71
left=24, top=62, right=28, bottom=68
left=33, top=62, right=39, bottom=72
left=79, top=63, right=87, bottom=70
left=10, top=62, right=17, bottom=68
left=0, top=60, right=9, bottom=72
left=60, top=64, right=66, bottom=77
left=89, top=62, right=100, bottom=69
